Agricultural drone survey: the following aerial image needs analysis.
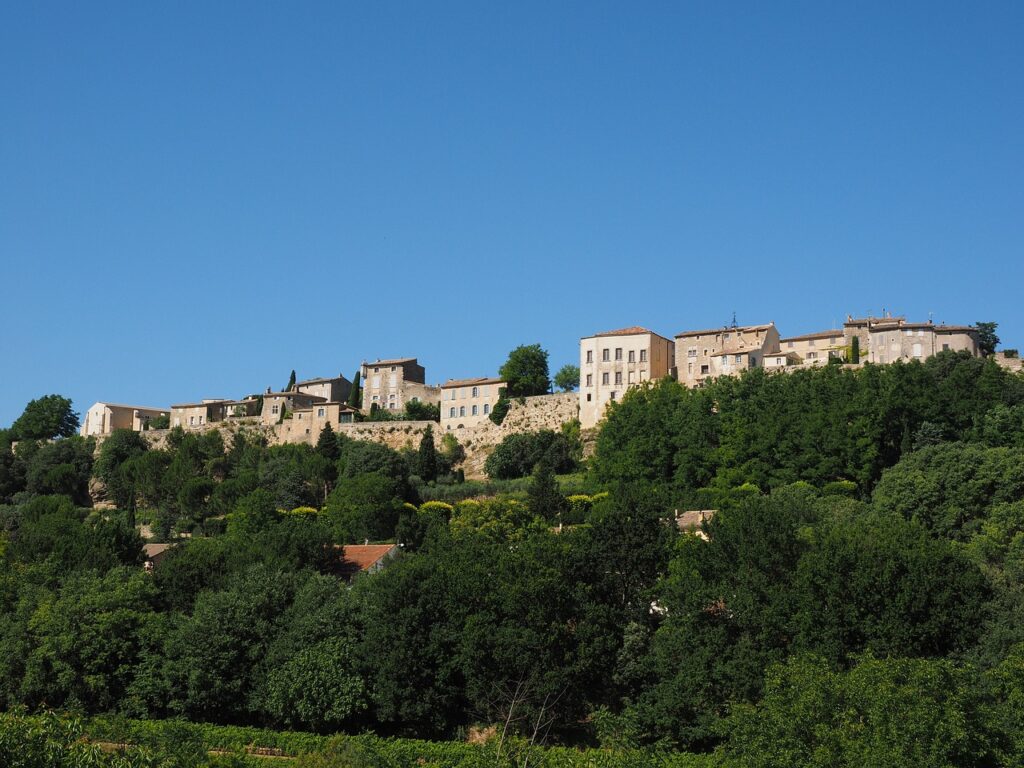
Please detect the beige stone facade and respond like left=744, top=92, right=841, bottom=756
left=279, top=401, right=359, bottom=440
left=440, top=377, right=506, bottom=431
left=81, top=402, right=168, bottom=436
left=295, top=375, right=352, bottom=403
left=261, top=391, right=328, bottom=426
left=865, top=320, right=979, bottom=364
left=674, top=323, right=780, bottom=388
left=579, top=327, right=674, bottom=428
left=778, top=330, right=847, bottom=367
left=171, top=400, right=231, bottom=429
left=360, top=357, right=441, bottom=414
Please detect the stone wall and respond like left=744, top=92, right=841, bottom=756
left=105, top=392, right=580, bottom=480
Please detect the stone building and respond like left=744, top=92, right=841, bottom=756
left=295, top=375, right=352, bottom=403
left=579, top=327, right=674, bottom=428
left=170, top=399, right=231, bottom=429
left=279, top=401, right=360, bottom=441
left=359, top=357, right=441, bottom=414
left=778, top=329, right=847, bottom=367
left=261, top=390, right=328, bottom=426
left=80, top=402, right=168, bottom=436
left=866, top=320, right=979, bottom=363
left=440, top=377, right=506, bottom=430
left=674, top=323, right=780, bottom=388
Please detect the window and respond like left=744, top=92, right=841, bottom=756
left=471, top=386, right=479, bottom=397
left=602, top=348, right=610, bottom=361
left=391, top=365, right=396, bottom=371
left=905, top=330, right=913, bottom=337
left=912, top=343, right=923, bottom=357
left=628, top=350, right=635, bottom=363
left=449, top=407, right=456, bottom=417
left=614, top=372, right=622, bottom=385
left=483, top=404, right=490, bottom=414
left=640, top=349, right=647, bottom=362
left=586, top=374, right=593, bottom=386
left=615, top=348, right=622, bottom=361
left=586, top=350, right=593, bottom=363
left=701, top=364, right=709, bottom=374
left=943, top=343, right=950, bottom=351
left=372, top=375, right=380, bottom=387
left=297, top=412, right=302, bottom=420
left=388, top=403, right=396, bottom=410
left=586, top=394, right=592, bottom=402
left=459, top=406, right=466, bottom=417
left=271, top=405, right=279, bottom=415
left=317, top=408, right=325, bottom=417
left=189, top=416, right=195, bottom=425
left=688, top=362, right=693, bottom=374
left=703, top=348, right=709, bottom=357
left=788, top=341, right=794, bottom=348
left=628, top=371, right=634, bottom=384
left=602, top=372, right=609, bottom=385
left=389, top=394, right=396, bottom=400
left=687, top=349, right=697, bottom=358
left=735, top=354, right=742, bottom=363
left=610, top=391, right=617, bottom=401
left=411, top=397, right=419, bottom=402
left=472, top=405, right=478, bottom=416
left=807, top=351, right=818, bottom=359
left=373, top=367, right=379, bottom=373
left=371, top=395, right=379, bottom=402
left=389, top=374, right=397, bottom=387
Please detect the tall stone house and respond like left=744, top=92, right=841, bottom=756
left=578, top=327, right=674, bottom=428
left=359, top=357, right=441, bottom=414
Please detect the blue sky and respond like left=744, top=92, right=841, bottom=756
left=1, top=2, right=1022, bottom=426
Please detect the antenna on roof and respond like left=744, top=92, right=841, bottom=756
left=731, top=310, right=737, bottom=329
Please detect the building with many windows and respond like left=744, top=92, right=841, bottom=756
left=440, top=377, right=506, bottom=430
left=359, top=358, right=441, bottom=414
left=674, top=323, right=780, bottom=388
left=80, top=402, right=168, bottom=436
left=579, top=327, right=674, bottom=427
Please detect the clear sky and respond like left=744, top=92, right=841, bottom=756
left=1, top=2, right=1022, bottom=426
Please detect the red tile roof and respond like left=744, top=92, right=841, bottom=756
left=584, top=326, right=671, bottom=341
left=441, top=377, right=505, bottom=389
left=337, top=544, right=398, bottom=578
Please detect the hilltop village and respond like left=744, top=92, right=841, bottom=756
left=79, top=314, right=1018, bottom=461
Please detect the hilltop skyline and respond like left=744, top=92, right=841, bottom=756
left=2, top=2, right=1022, bottom=425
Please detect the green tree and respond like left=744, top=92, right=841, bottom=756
left=977, top=321, right=1000, bottom=357
left=11, top=395, right=80, bottom=440
left=93, top=429, right=149, bottom=510
left=315, top=423, right=340, bottom=462
left=347, top=371, right=362, bottom=408
left=850, top=334, right=860, bottom=364
left=499, top=344, right=551, bottom=397
left=417, top=426, right=438, bottom=483
left=404, top=398, right=440, bottom=421
left=553, top=364, right=581, bottom=392
left=527, top=458, right=567, bottom=522
left=285, top=369, right=297, bottom=392
left=723, top=654, right=998, bottom=768
left=489, top=391, right=511, bottom=425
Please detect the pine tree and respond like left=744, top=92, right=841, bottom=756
left=348, top=371, right=362, bottom=408
left=527, top=458, right=567, bottom=522
left=316, top=423, right=340, bottom=461
left=418, top=425, right=438, bottom=483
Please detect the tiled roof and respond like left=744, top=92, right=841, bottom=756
left=780, top=330, right=845, bottom=343
left=592, top=326, right=656, bottom=337
left=296, top=375, right=347, bottom=386
left=441, top=377, right=505, bottom=389
left=337, top=544, right=398, bottom=578
left=363, top=358, right=418, bottom=366
left=675, top=323, right=774, bottom=338
left=143, top=543, right=174, bottom=559
left=170, top=399, right=230, bottom=409
left=93, top=403, right=168, bottom=412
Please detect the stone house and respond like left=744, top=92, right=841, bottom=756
left=279, top=401, right=360, bottom=441
left=171, top=399, right=232, bottom=429
left=440, top=377, right=506, bottom=430
left=295, top=375, right=352, bottom=403
left=867, top=320, right=979, bottom=363
left=80, top=402, right=168, bottom=436
left=579, top=327, right=675, bottom=428
left=674, top=323, right=780, bottom=388
left=261, top=390, right=328, bottom=426
left=778, top=329, right=847, bottom=366
left=359, top=357, right=441, bottom=414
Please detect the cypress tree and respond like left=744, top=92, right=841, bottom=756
left=851, top=336, right=861, bottom=364
left=316, top=422, right=340, bottom=461
left=285, top=370, right=296, bottom=392
left=348, top=371, right=362, bottom=408
left=418, top=425, right=438, bottom=483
